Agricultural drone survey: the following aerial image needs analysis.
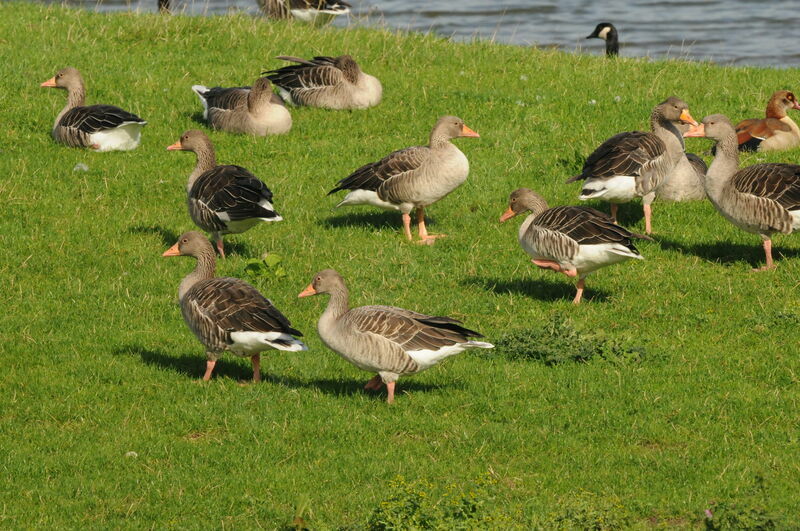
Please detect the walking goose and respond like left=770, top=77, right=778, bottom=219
left=167, top=130, right=282, bottom=257
left=586, top=22, right=619, bottom=56
left=258, top=0, right=350, bottom=23
left=684, top=115, right=800, bottom=270
left=264, top=55, right=382, bottom=109
left=328, top=116, right=479, bottom=243
left=735, top=90, right=800, bottom=152
left=163, top=231, right=306, bottom=382
left=40, top=67, right=146, bottom=151
left=191, top=77, right=292, bottom=136
left=298, top=269, right=493, bottom=403
left=499, top=188, right=649, bottom=304
left=565, top=96, right=698, bottom=233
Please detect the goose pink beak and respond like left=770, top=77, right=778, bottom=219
left=499, top=207, right=516, bottom=223
left=461, top=124, right=480, bottom=138
left=162, top=243, right=181, bottom=257
left=792, top=101, right=800, bottom=111
left=40, top=77, right=57, bottom=88
left=298, top=284, right=316, bottom=298
left=683, top=123, right=705, bottom=137
left=166, top=141, right=183, bottom=151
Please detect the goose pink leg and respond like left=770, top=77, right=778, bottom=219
left=203, top=359, right=217, bottom=381
left=643, top=204, right=653, bottom=235
left=573, top=278, right=586, bottom=305
left=251, top=354, right=261, bottom=382
left=215, top=238, right=225, bottom=258
left=754, top=238, right=776, bottom=271
left=402, top=213, right=413, bottom=241
left=610, top=204, right=619, bottom=223
left=531, top=260, right=577, bottom=277
left=416, top=207, right=445, bottom=244
left=386, top=381, right=396, bottom=404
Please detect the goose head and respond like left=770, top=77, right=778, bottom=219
left=252, top=76, right=274, bottom=93
left=587, top=22, right=616, bottom=41
left=40, top=67, right=84, bottom=91
left=166, top=130, right=213, bottom=152
left=162, top=231, right=215, bottom=258
left=432, top=115, right=480, bottom=141
left=657, top=96, right=698, bottom=126
left=499, top=188, right=549, bottom=222
left=767, top=90, right=800, bottom=117
left=298, top=269, right=345, bottom=297
left=683, top=114, right=736, bottom=141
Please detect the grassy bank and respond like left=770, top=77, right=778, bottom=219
left=2, top=2, right=799, bottom=527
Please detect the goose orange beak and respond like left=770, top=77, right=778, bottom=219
left=40, top=77, right=57, bottom=88
left=461, top=124, right=480, bottom=138
left=499, top=207, right=516, bottom=223
left=298, top=284, right=316, bottom=298
left=166, top=141, right=182, bottom=151
left=679, top=109, right=698, bottom=126
left=162, top=243, right=181, bottom=257
left=683, top=123, right=705, bottom=137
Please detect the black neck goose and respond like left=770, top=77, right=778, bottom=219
left=264, top=55, right=381, bottom=110
left=40, top=67, right=146, bottom=151
left=500, top=188, right=650, bottom=304
left=327, top=115, right=480, bottom=244
left=566, top=96, right=698, bottom=234
left=298, top=269, right=492, bottom=404
left=167, top=130, right=282, bottom=257
left=587, top=22, right=619, bottom=56
left=191, top=77, right=292, bottom=136
left=163, top=231, right=306, bottom=382
left=684, top=115, right=800, bottom=270
left=258, top=0, right=351, bottom=23
left=735, top=90, right=800, bottom=152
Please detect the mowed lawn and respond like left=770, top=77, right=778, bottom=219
left=2, top=3, right=799, bottom=527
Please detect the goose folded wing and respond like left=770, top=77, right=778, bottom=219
left=266, top=60, right=343, bottom=90
left=193, top=166, right=276, bottom=220
left=202, top=87, right=250, bottom=110
left=535, top=206, right=638, bottom=245
left=328, top=146, right=427, bottom=194
left=733, top=164, right=800, bottom=212
left=60, top=105, right=144, bottom=133
left=736, top=118, right=790, bottom=143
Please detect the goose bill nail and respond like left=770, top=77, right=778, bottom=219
left=298, top=284, right=316, bottom=298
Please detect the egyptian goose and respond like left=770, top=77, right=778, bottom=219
left=258, top=0, right=350, bottom=23
left=163, top=231, right=306, bottom=382
left=586, top=22, right=619, bottom=56
left=40, top=67, right=146, bottom=151
left=191, top=77, right=292, bottom=136
left=264, top=55, right=382, bottom=110
left=684, top=115, right=800, bottom=270
left=566, top=96, right=698, bottom=233
left=298, top=269, right=493, bottom=403
left=735, top=90, right=800, bottom=152
left=500, top=188, right=649, bottom=304
left=328, top=115, right=479, bottom=244
left=167, top=130, right=282, bottom=257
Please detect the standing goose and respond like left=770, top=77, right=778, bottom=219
left=328, top=115, right=480, bottom=243
left=264, top=55, right=382, bottom=109
left=735, top=90, right=800, bottom=152
left=566, top=96, right=698, bottom=234
left=40, top=67, right=146, bottom=151
left=684, top=115, right=800, bottom=270
left=655, top=122, right=707, bottom=202
left=191, top=77, right=292, bottom=136
left=499, top=188, right=649, bottom=304
left=163, top=231, right=306, bottom=382
left=298, top=269, right=493, bottom=404
left=167, top=130, right=282, bottom=257
left=258, top=0, right=351, bottom=23
left=586, top=22, right=619, bottom=56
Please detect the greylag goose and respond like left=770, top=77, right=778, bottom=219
left=298, top=269, right=493, bottom=403
left=264, top=55, right=381, bottom=110
left=655, top=122, right=707, bottom=202
left=258, top=0, right=350, bottom=23
left=191, top=77, right=292, bottom=136
left=587, top=22, right=619, bottom=56
left=735, top=90, right=800, bottom=152
left=499, top=188, right=649, bottom=304
left=565, top=96, right=698, bottom=234
left=167, top=130, right=282, bottom=257
left=328, top=115, right=479, bottom=244
left=40, top=67, right=146, bottom=151
left=163, top=231, right=306, bottom=382
left=684, top=115, right=800, bottom=270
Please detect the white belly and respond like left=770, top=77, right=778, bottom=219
left=579, top=175, right=636, bottom=203
left=335, top=189, right=401, bottom=211
left=228, top=331, right=307, bottom=354
left=571, top=243, right=642, bottom=275
left=89, top=122, right=145, bottom=151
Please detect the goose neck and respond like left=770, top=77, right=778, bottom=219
left=320, top=284, right=350, bottom=324
left=705, top=133, right=739, bottom=200
left=187, top=144, right=217, bottom=189
left=178, top=251, right=216, bottom=300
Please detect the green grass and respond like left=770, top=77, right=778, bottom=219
left=2, top=3, right=800, bottom=527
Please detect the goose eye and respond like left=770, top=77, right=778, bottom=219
left=181, top=238, right=188, bottom=243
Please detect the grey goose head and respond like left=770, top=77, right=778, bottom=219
left=166, top=129, right=213, bottom=153
left=298, top=268, right=344, bottom=297
left=334, top=55, right=361, bottom=81
left=40, top=67, right=84, bottom=91
left=499, top=188, right=549, bottom=222
left=252, top=76, right=274, bottom=94
left=655, top=96, right=698, bottom=126
left=683, top=114, right=736, bottom=142
left=430, top=115, right=480, bottom=143
left=162, top=231, right=215, bottom=259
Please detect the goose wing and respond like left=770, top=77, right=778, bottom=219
left=266, top=56, right=344, bottom=90
left=191, top=165, right=279, bottom=225
left=328, top=146, right=428, bottom=194
left=60, top=104, right=145, bottom=133
left=733, top=164, right=800, bottom=212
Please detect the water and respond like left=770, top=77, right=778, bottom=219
left=42, top=0, right=800, bottom=68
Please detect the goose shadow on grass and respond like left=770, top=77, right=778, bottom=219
left=114, top=344, right=451, bottom=398
left=655, top=235, right=800, bottom=266
left=127, top=224, right=253, bottom=257
left=319, top=210, right=401, bottom=231
left=570, top=199, right=645, bottom=227
left=461, top=275, right=611, bottom=303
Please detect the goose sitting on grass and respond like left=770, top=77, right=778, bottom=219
left=735, top=90, right=800, bottom=152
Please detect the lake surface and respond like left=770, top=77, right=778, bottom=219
left=42, top=0, right=800, bottom=68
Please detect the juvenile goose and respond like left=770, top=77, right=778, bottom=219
left=163, top=231, right=306, bottom=382
left=298, top=269, right=493, bottom=404
left=191, top=77, right=292, bottom=136
left=264, top=55, right=382, bottom=109
left=258, top=0, right=350, bottom=23
left=167, top=130, right=282, bottom=257
left=684, top=115, right=800, bottom=270
left=328, top=115, right=480, bottom=243
left=587, top=22, right=619, bottom=56
left=566, top=96, right=698, bottom=233
left=500, top=188, right=649, bottom=304
left=735, top=90, right=800, bottom=152
left=40, top=67, right=146, bottom=151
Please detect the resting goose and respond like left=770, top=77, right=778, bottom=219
left=586, top=22, right=619, bottom=56
left=566, top=96, right=698, bottom=233
left=735, top=90, right=800, bottom=152
left=298, top=269, right=492, bottom=403
left=40, top=67, right=146, bottom=151
left=264, top=55, right=382, bottom=110
left=258, top=0, right=350, bottom=23
left=499, top=188, right=649, bottom=304
left=191, top=77, right=292, bottom=136
left=167, top=130, right=282, bottom=257
left=163, top=231, right=306, bottom=382
left=684, top=115, right=800, bottom=270
left=327, top=115, right=480, bottom=244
